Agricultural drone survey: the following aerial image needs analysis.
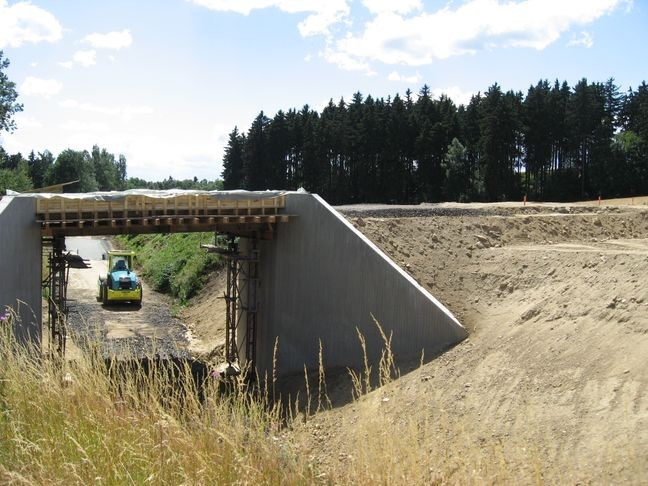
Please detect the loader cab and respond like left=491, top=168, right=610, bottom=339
left=111, top=254, right=132, bottom=273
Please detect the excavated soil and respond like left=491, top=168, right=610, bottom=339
left=177, top=201, right=648, bottom=482
left=287, top=202, right=648, bottom=482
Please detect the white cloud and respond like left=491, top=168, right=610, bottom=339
left=0, top=0, right=62, bottom=48
left=73, top=49, right=97, bottom=67
left=59, top=30, right=130, bottom=70
left=13, top=114, right=42, bottom=129
left=187, top=0, right=350, bottom=36
left=321, top=47, right=376, bottom=75
left=324, top=0, right=626, bottom=69
left=431, top=86, right=474, bottom=107
left=82, top=29, right=132, bottom=49
left=59, top=99, right=154, bottom=121
left=567, top=31, right=593, bottom=48
left=61, top=120, right=110, bottom=133
left=20, top=76, right=63, bottom=98
left=387, top=70, right=422, bottom=84
left=362, top=0, right=422, bottom=15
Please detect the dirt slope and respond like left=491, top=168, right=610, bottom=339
left=179, top=270, right=227, bottom=358
left=289, top=203, right=648, bottom=482
left=176, top=202, right=648, bottom=481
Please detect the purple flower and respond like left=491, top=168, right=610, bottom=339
left=210, top=369, right=221, bottom=379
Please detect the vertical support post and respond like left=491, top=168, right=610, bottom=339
left=225, top=246, right=239, bottom=364
left=47, top=236, right=68, bottom=357
left=221, top=236, right=260, bottom=377
left=244, top=238, right=259, bottom=369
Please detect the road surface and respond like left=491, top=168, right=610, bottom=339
left=65, top=236, right=191, bottom=358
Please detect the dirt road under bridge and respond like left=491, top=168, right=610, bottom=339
left=65, top=237, right=194, bottom=359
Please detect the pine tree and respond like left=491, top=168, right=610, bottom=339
left=243, top=112, right=270, bottom=190
left=28, top=150, right=54, bottom=189
left=221, top=127, right=246, bottom=189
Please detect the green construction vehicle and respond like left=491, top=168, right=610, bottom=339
left=98, top=250, right=143, bottom=305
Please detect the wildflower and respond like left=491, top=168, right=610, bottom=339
left=210, top=369, right=221, bottom=379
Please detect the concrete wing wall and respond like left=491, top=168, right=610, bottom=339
left=0, top=196, right=42, bottom=344
left=255, top=193, right=467, bottom=377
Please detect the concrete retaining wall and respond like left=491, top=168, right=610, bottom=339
left=0, top=196, right=41, bottom=344
left=253, top=193, right=467, bottom=377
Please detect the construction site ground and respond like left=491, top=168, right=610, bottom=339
left=181, top=199, right=648, bottom=482
left=60, top=199, right=648, bottom=482
left=64, top=237, right=196, bottom=359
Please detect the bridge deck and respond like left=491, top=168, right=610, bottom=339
left=35, top=191, right=292, bottom=238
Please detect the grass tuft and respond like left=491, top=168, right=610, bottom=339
left=0, top=323, right=312, bottom=485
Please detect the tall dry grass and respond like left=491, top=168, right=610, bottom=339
left=1, top=312, right=643, bottom=485
left=0, top=317, right=312, bottom=485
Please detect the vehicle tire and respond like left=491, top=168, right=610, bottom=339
left=102, top=283, right=108, bottom=305
left=136, top=286, right=143, bottom=308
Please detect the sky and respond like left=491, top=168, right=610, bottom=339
left=0, top=0, right=646, bottom=182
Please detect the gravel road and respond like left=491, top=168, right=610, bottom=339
left=65, top=236, right=191, bottom=359
left=335, top=201, right=622, bottom=219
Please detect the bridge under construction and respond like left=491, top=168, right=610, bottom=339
left=0, top=189, right=467, bottom=377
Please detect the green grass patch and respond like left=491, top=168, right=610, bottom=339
left=115, top=233, right=221, bottom=303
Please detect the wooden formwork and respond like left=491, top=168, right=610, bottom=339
left=36, top=193, right=292, bottom=238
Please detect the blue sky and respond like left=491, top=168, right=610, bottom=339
left=0, top=0, right=646, bottom=182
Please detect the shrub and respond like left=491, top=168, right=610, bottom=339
left=116, top=233, right=221, bottom=302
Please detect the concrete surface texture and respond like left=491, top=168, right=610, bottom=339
left=0, top=196, right=41, bottom=343
left=0, top=192, right=467, bottom=372
left=252, top=193, right=468, bottom=377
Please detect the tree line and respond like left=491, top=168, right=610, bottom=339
left=0, top=145, right=223, bottom=195
left=0, top=51, right=221, bottom=195
left=0, top=145, right=126, bottom=194
left=222, top=79, right=648, bottom=203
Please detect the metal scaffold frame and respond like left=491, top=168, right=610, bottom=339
left=42, top=236, right=69, bottom=356
left=203, top=235, right=260, bottom=376
left=224, top=238, right=259, bottom=371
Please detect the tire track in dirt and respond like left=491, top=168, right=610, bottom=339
left=65, top=237, right=191, bottom=359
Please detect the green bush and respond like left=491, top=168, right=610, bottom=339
left=116, top=232, right=221, bottom=303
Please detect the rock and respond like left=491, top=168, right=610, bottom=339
left=356, top=217, right=366, bottom=227
left=474, top=234, right=490, bottom=248
left=520, top=307, right=540, bottom=322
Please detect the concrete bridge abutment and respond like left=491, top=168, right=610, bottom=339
left=242, top=193, right=467, bottom=378
left=1, top=190, right=467, bottom=374
left=0, top=196, right=42, bottom=344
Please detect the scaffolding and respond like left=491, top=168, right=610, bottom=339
left=42, top=236, right=69, bottom=356
left=203, top=236, right=260, bottom=376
